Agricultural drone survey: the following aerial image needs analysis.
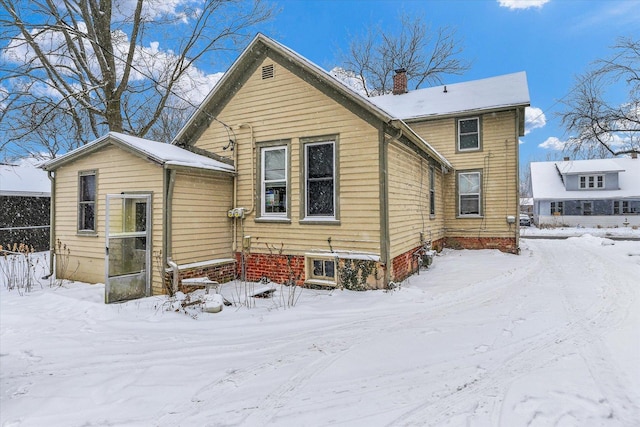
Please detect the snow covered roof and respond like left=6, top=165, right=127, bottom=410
left=530, top=158, right=640, bottom=200
left=42, top=132, right=235, bottom=173
left=555, top=159, right=624, bottom=175
left=369, top=72, right=530, bottom=120
left=0, top=164, right=50, bottom=197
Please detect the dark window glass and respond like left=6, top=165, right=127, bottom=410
left=306, top=143, right=334, bottom=217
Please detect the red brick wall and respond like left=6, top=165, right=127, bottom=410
left=235, top=252, right=306, bottom=286
left=176, top=261, right=236, bottom=293
left=444, top=237, right=518, bottom=254
left=391, top=238, right=445, bottom=282
left=391, top=245, right=421, bottom=282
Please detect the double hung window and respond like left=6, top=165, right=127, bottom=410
left=458, top=171, right=481, bottom=216
left=458, top=117, right=480, bottom=151
left=78, top=171, right=96, bottom=232
left=304, top=141, right=335, bottom=219
left=551, top=201, right=564, bottom=215
left=429, top=166, right=436, bottom=216
left=260, top=145, right=288, bottom=217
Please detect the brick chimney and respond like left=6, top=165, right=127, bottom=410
left=392, top=68, right=407, bottom=95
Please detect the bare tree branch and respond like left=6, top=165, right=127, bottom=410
left=559, top=37, right=640, bottom=158
left=0, top=0, right=275, bottom=159
left=339, top=13, right=470, bottom=97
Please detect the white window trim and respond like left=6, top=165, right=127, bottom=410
left=457, top=117, right=480, bottom=152
left=579, top=174, right=605, bottom=189
left=304, top=140, right=336, bottom=220
left=305, top=254, right=338, bottom=286
left=458, top=171, right=482, bottom=217
left=260, top=145, right=288, bottom=218
left=78, top=170, right=97, bottom=233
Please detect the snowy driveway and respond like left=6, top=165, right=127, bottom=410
left=1, top=236, right=639, bottom=426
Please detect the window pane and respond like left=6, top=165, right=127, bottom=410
left=80, top=204, right=95, bottom=230
left=313, top=260, right=323, bottom=276
left=81, top=174, right=95, bottom=201
left=308, top=180, right=334, bottom=216
left=460, top=119, right=478, bottom=133
left=459, top=134, right=479, bottom=150
left=460, top=195, right=479, bottom=215
left=459, top=173, right=480, bottom=193
left=307, top=144, right=333, bottom=179
left=264, top=182, right=286, bottom=213
left=324, top=260, right=335, bottom=278
left=264, top=149, right=286, bottom=180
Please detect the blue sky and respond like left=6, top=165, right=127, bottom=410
left=2, top=0, right=638, bottom=171
left=253, top=0, right=640, bottom=170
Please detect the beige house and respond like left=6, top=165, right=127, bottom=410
left=43, top=34, right=529, bottom=302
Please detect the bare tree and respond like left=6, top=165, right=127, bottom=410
left=0, top=0, right=274, bottom=159
left=340, top=13, right=470, bottom=97
left=559, top=37, right=640, bottom=158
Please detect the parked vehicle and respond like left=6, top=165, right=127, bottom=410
left=519, top=213, right=531, bottom=226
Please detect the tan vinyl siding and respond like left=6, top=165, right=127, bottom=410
left=195, top=56, right=382, bottom=256
left=171, top=171, right=234, bottom=264
left=410, top=111, right=520, bottom=240
left=53, top=145, right=164, bottom=291
left=387, top=140, right=446, bottom=258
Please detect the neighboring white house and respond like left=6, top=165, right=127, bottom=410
left=530, top=156, right=640, bottom=228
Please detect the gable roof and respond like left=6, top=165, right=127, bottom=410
left=530, top=158, right=640, bottom=200
left=0, top=164, right=50, bottom=197
left=369, top=72, right=530, bottom=120
left=172, top=33, right=453, bottom=170
left=41, top=132, right=235, bottom=173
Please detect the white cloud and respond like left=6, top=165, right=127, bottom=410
left=498, top=0, right=550, bottom=10
left=538, top=136, right=568, bottom=150
left=524, top=106, right=546, bottom=134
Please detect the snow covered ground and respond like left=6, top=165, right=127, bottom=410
left=1, top=235, right=639, bottom=426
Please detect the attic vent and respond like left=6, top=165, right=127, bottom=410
left=262, top=64, right=274, bottom=79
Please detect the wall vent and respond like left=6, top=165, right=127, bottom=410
left=262, top=64, right=274, bottom=79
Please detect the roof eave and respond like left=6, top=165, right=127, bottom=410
left=402, top=102, right=530, bottom=123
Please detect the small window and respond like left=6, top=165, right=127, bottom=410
left=458, top=171, right=481, bottom=216
left=429, top=166, right=436, bottom=216
left=262, top=64, right=274, bottom=79
left=304, top=141, right=335, bottom=219
left=260, top=146, right=288, bottom=216
left=579, top=174, right=604, bottom=189
left=551, top=201, right=564, bottom=215
left=613, top=201, right=629, bottom=214
left=78, top=171, right=96, bottom=232
left=458, top=117, right=480, bottom=151
left=312, top=259, right=335, bottom=281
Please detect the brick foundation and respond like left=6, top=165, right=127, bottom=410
left=235, top=252, right=306, bottom=286
left=172, top=260, right=237, bottom=294
left=444, top=237, right=518, bottom=254
left=390, top=238, right=444, bottom=283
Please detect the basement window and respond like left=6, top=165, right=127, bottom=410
left=262, top=64, right=274, bottom=79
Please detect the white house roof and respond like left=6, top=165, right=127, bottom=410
left=42, top=132, right=235, bottom=173
left=368, top=72, right=530, bottom=120
left=0, top=164, right=51, bottom=197
left=530, top=158, right=640, bottom=200
left=555, top=158, right=624, bottom=174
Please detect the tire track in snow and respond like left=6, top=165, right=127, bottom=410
left=385, top=238, right=637, bottom=426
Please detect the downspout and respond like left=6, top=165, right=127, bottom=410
left=46, top=170, right=55, bottom=279
left=379, top=128, right=392, bottom=286
left=515, top=108, right=522, bottom=252
left=163, top=167, right=177, bottom=293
